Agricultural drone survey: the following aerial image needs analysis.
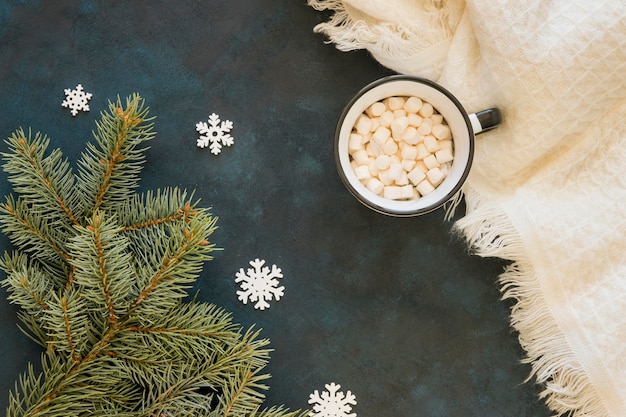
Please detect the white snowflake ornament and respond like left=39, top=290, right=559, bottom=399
left=235, top=258, right=284, bottom=310
left=61, top=84, right=93, bottom=116
left=196, top=113, right=234, bottom=155
left=308, top=383, right=357, bottom=417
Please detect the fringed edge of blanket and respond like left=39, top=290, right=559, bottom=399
left=453, top=185, right=608, bottom=417
left=306, top=0, right=452, bottom=60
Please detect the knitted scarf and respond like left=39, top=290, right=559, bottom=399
left=308, top=1, right=626, bottom=415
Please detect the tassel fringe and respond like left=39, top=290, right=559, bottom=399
left=307, top=0, right=454, bottom=60
left=454, top=185, right=608, bottom=417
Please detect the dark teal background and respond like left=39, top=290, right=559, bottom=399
left=0, top=1, right=550, bottom=416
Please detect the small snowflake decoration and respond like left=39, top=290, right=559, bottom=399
left=196, top=113, right=234, bottom=155
left=61, top=84, right=93, bottom=116
left=235, top=258, right=284, bottom=310
left=308, top=383, right=357, bottom=417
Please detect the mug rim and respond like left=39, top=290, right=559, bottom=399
left=334, top=75, right=475, bottom=217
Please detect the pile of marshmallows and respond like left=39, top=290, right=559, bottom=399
left=349, top=96, right=454, bottom=200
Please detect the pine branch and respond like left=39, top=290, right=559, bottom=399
left=111, top=304, right=238, bottom=378
left=2, top=94, right=306, bottom=417
left=16, top=333, right=134, bottom=416
left=120, top=302, right=241, bottom=357
left=137, top=362, right=216, bottom=416
left=16, top=312, right=49, bottom=349
left=7, top=362, right=45, bottom=417
left=117, top=188, right=199, bottom=233
left=253, top=407, right=310, bottom=417
left=42, top=290, right=94, bottom=362
left=126, top=208, right=218, bottom=316
left=0, top=195, right=71, bottom=264
left=0, top=252, right=53, bottom=313
left=4, top=352, right=106, bottom=417
left=219, top=365, right=270, bottom=417
left=1, top=128, right=80, bottom=228
left=0, top=251, right=56, bottom=347
left=68, top=212, right=135, bottom=324
left=76, top=94, right=155, bottom=216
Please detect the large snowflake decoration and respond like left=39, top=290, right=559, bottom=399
left=61, top=84, right=93, bottom=116
left=235, top=258, right=284, bottom=310
left=196, top=113, right=234, bottom=155
left=308, top=383, right=357, bottom=417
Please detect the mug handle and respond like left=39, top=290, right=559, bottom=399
left=469, top=108, right=501, bottom=135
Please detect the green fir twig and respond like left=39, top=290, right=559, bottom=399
left=0, top=95, right=308, bottom=417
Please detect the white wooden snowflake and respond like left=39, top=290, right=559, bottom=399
left=61, top=84, right=92, bottom=116
left=235, top=258, right=284, bottom=310
left=308, top=383, right=357, bottom=417
left=196, top=113, right=234, bottom=155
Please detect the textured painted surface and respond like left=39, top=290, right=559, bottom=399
left=0, top=1, right=549, bottom=416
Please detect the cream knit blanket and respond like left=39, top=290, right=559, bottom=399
left=307, top=1, right=626, bottom=416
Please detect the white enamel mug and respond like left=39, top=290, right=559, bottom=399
left=335, top=75, right=500, bottom=217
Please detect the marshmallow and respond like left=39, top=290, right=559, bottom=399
left=407, top=166, right=426, bottom=185
left=438, top=140, right=453, bottom=150
left=352, top=149, right=369, bottom=165
left=349, top=133, right=363, bottom=152
left=404, top=96, right=423, bottom=114
left=401, top=145, right=418, bottom=160
left=354, top=165, right=372, bottom=180
left=393, top=109, right=407, bottom=119
left=386, top=96, right=406, bottom=110
left=382, top=138, right=398, bottom=155
left=418, top=102, right=434, bottom=118
left=423, top=154, right=439, bottom=170
left=366, top=178, right=384, bottom=195
left=368, top=140, right=384, bottom=156
left=432, top=124, right=451, bottom=140
left=435, top=148, right=454, bottom=164
left=369, top=117, right=380, bottom=133
left=390, top=116, right=410, bottom=138
left=416, top=179, right=435, bottom=196
left=383, top=185, right=404, bottom=200
left=416, top=143, right=430, bottom=160
left=368, top=159, right=379, bottom=176
left=355, top=115, right=372, bottom=134
left=378, top=169, right=394, bottom=186
left=423, top=135, right=439, bottom=153
left=417, top=119, right=432, bottom=135
left=401, top=158, right=417, bottom=172
left=400, top=184, right=414, bottom=199
left=387, top=163, right=403, bottom=181
left=427, top=167, right=445, bottom=186
left=383, top=184, right=413, bottom=200
left=366, top=101, right=386, bottom=117
left=372, top=126, right=391, bottom=146
left=375, top=154, right=391, bottom=170
left=408, top=114, right=423, bottom=127
left=431, top=114, right=443, bottom=125
left=395, top=170, right=409, bottom=186
left=379, top=111, right=394, bottom=127
left=416, top=160, right=429, bottom=173
left=401, top=126, right=420, bottom=145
